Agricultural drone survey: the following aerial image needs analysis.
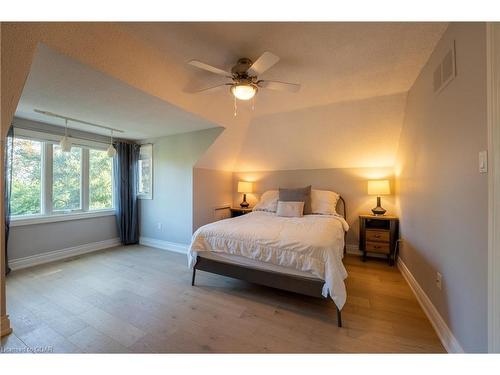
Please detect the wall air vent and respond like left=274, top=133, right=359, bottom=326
left=433, top=41, right=456, bottom=94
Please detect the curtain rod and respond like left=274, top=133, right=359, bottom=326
left=34, top=109, right=125, bottom=134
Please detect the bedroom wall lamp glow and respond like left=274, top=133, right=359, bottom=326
left=367, top=179, right=390, bottom=215
left=237, top=181, right=254, bottom=208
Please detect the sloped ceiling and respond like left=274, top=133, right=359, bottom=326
left=233, top=93, right=408, bottom=171
left=16, top=44, right=219, bottom=139
left=13, top=22, right=448, bottom=171
left=122, top=22, right=447, bottom=171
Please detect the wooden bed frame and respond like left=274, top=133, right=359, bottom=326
left=191, top=196, right=347, bottom=328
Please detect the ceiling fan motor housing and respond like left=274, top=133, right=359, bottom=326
left=231, top=58, right=253, bottom=76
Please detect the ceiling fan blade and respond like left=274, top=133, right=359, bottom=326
left=258, top=80, right=301, bottom=93
left=247, top=52, right=280, bottom=76
left=188, top=60, right=232, bottom=77
left=190, top=83, right=233, bottom=93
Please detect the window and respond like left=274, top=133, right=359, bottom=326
left=53, top=145, right=82, bottom=211
left=11, top=138, right=43, bottom=216
left=89, top=149, right=113, bottom=210
left=138, top=144, right=153, bottom=199
left=10, top=131, right=115, bottom=223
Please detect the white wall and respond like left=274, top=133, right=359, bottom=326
left=139, top=128, right=223, bottom=245
left=396, top=22, right=488, bottom=352
left=192, top=168, right=233, bottom=232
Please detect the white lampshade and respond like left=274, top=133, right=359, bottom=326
left=107, top=144, right=117, bottom=157
left=59, top=136, right=72, bottom=152
left=231, top=84, right=257, bottom=101
left=237, top=181, right=254, bottom=193
left=367, top=180, right=391, bottom=196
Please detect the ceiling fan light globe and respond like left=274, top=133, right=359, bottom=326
left=231, top=84, right=257, bottom=101
left=60, top=136, right=72, bottom=152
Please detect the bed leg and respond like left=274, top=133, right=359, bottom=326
left=191, top=268, right=196, bottom=286
left=336, top=306, right=342, bottom=328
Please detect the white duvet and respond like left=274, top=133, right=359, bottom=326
left=187, top=211, right=349, bottom=309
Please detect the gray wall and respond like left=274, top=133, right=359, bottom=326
left=9, top=215, right=118, bottom=260
left=232, top=167, right=396, bottom=247
left=395, top=23, right=488, bottom=352
left=192, top=168, right=233, bottom=232
left=139, top=128, right=223, bottom=245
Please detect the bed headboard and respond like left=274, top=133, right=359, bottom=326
left=337, top=196, right=347, bottom=220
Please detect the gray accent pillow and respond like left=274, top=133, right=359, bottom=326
left=278, top=185, right=312, bottom=215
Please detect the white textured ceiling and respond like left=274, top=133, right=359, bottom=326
left=15, top=23, right=448, bottom=170
left=124, top=22, right=447, bottom=116
left=16, top=44, right=218, bottom=140
left=123, top=22, right=447, bottom=171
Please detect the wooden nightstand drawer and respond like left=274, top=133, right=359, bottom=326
left=359, top=214, right=399, bottom=266
left=366, top=229, right=390, bottom=243
left=365, top=241, right=390, bottom=254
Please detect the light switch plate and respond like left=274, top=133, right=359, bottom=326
left=479, top=150, right=488, bottom=173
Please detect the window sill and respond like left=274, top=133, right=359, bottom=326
left=10, top=210, right=116, bottom=227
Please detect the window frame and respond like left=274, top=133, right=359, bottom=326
left=10, top=129, right=115, bottom=227
left=8, top=136, right=44, bottom=218
left=51, top=144, right=84, bottom=213
left=137, top=143, right=153, bottom=200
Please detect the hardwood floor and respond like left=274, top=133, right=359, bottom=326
left=1, top=245, right=445, bottom=353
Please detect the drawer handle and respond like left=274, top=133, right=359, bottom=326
left=374, top=245, right=381, bottom=249
left=374, top=235, right=381, bottom=238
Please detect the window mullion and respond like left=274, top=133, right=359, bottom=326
left=43, top=142, right=53, bottom=215
left=82, top=148, right=89, bottom=212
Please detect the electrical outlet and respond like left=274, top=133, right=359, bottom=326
left=436, top=272, right=442, bottom=290
left=157, top=222, right=162, bottom=231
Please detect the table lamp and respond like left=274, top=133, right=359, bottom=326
left=367, top=179, right=390, bottom=215
left=237, top=181, right=254, bottom=208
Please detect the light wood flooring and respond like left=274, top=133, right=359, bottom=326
left=1, top=245, right=445, bottom=353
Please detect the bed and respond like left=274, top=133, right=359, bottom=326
left=188, top=195, right=348, bottom=327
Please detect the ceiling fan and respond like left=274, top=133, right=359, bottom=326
left=188, top=51, right=301, bottom=101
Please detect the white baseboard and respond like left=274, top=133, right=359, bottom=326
left=397, top=257, right=464, bottom=353
left=9, top=238, right=121, bottom=271
left=139, top=237, right=188, bottom=254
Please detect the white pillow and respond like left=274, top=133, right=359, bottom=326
left=253, top=190, right=279, bottom=212
left=311, top=189, right=340, bottom=215
left=276, top=201, right=304, bottom=218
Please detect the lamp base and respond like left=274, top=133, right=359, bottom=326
left=371, top=207, right=387, bottom=216
left=371, top=196, right=386, bottom=215
left=240, top=193, right=249, bottom=208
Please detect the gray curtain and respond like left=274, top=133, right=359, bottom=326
left=4, top=126, right=14, bottom=275
left=113, top=142, right=140, bottom=245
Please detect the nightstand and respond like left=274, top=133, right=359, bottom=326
left=359, top=214, right=399, bottom=266
left=230, top=207, right=253, bottom=217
